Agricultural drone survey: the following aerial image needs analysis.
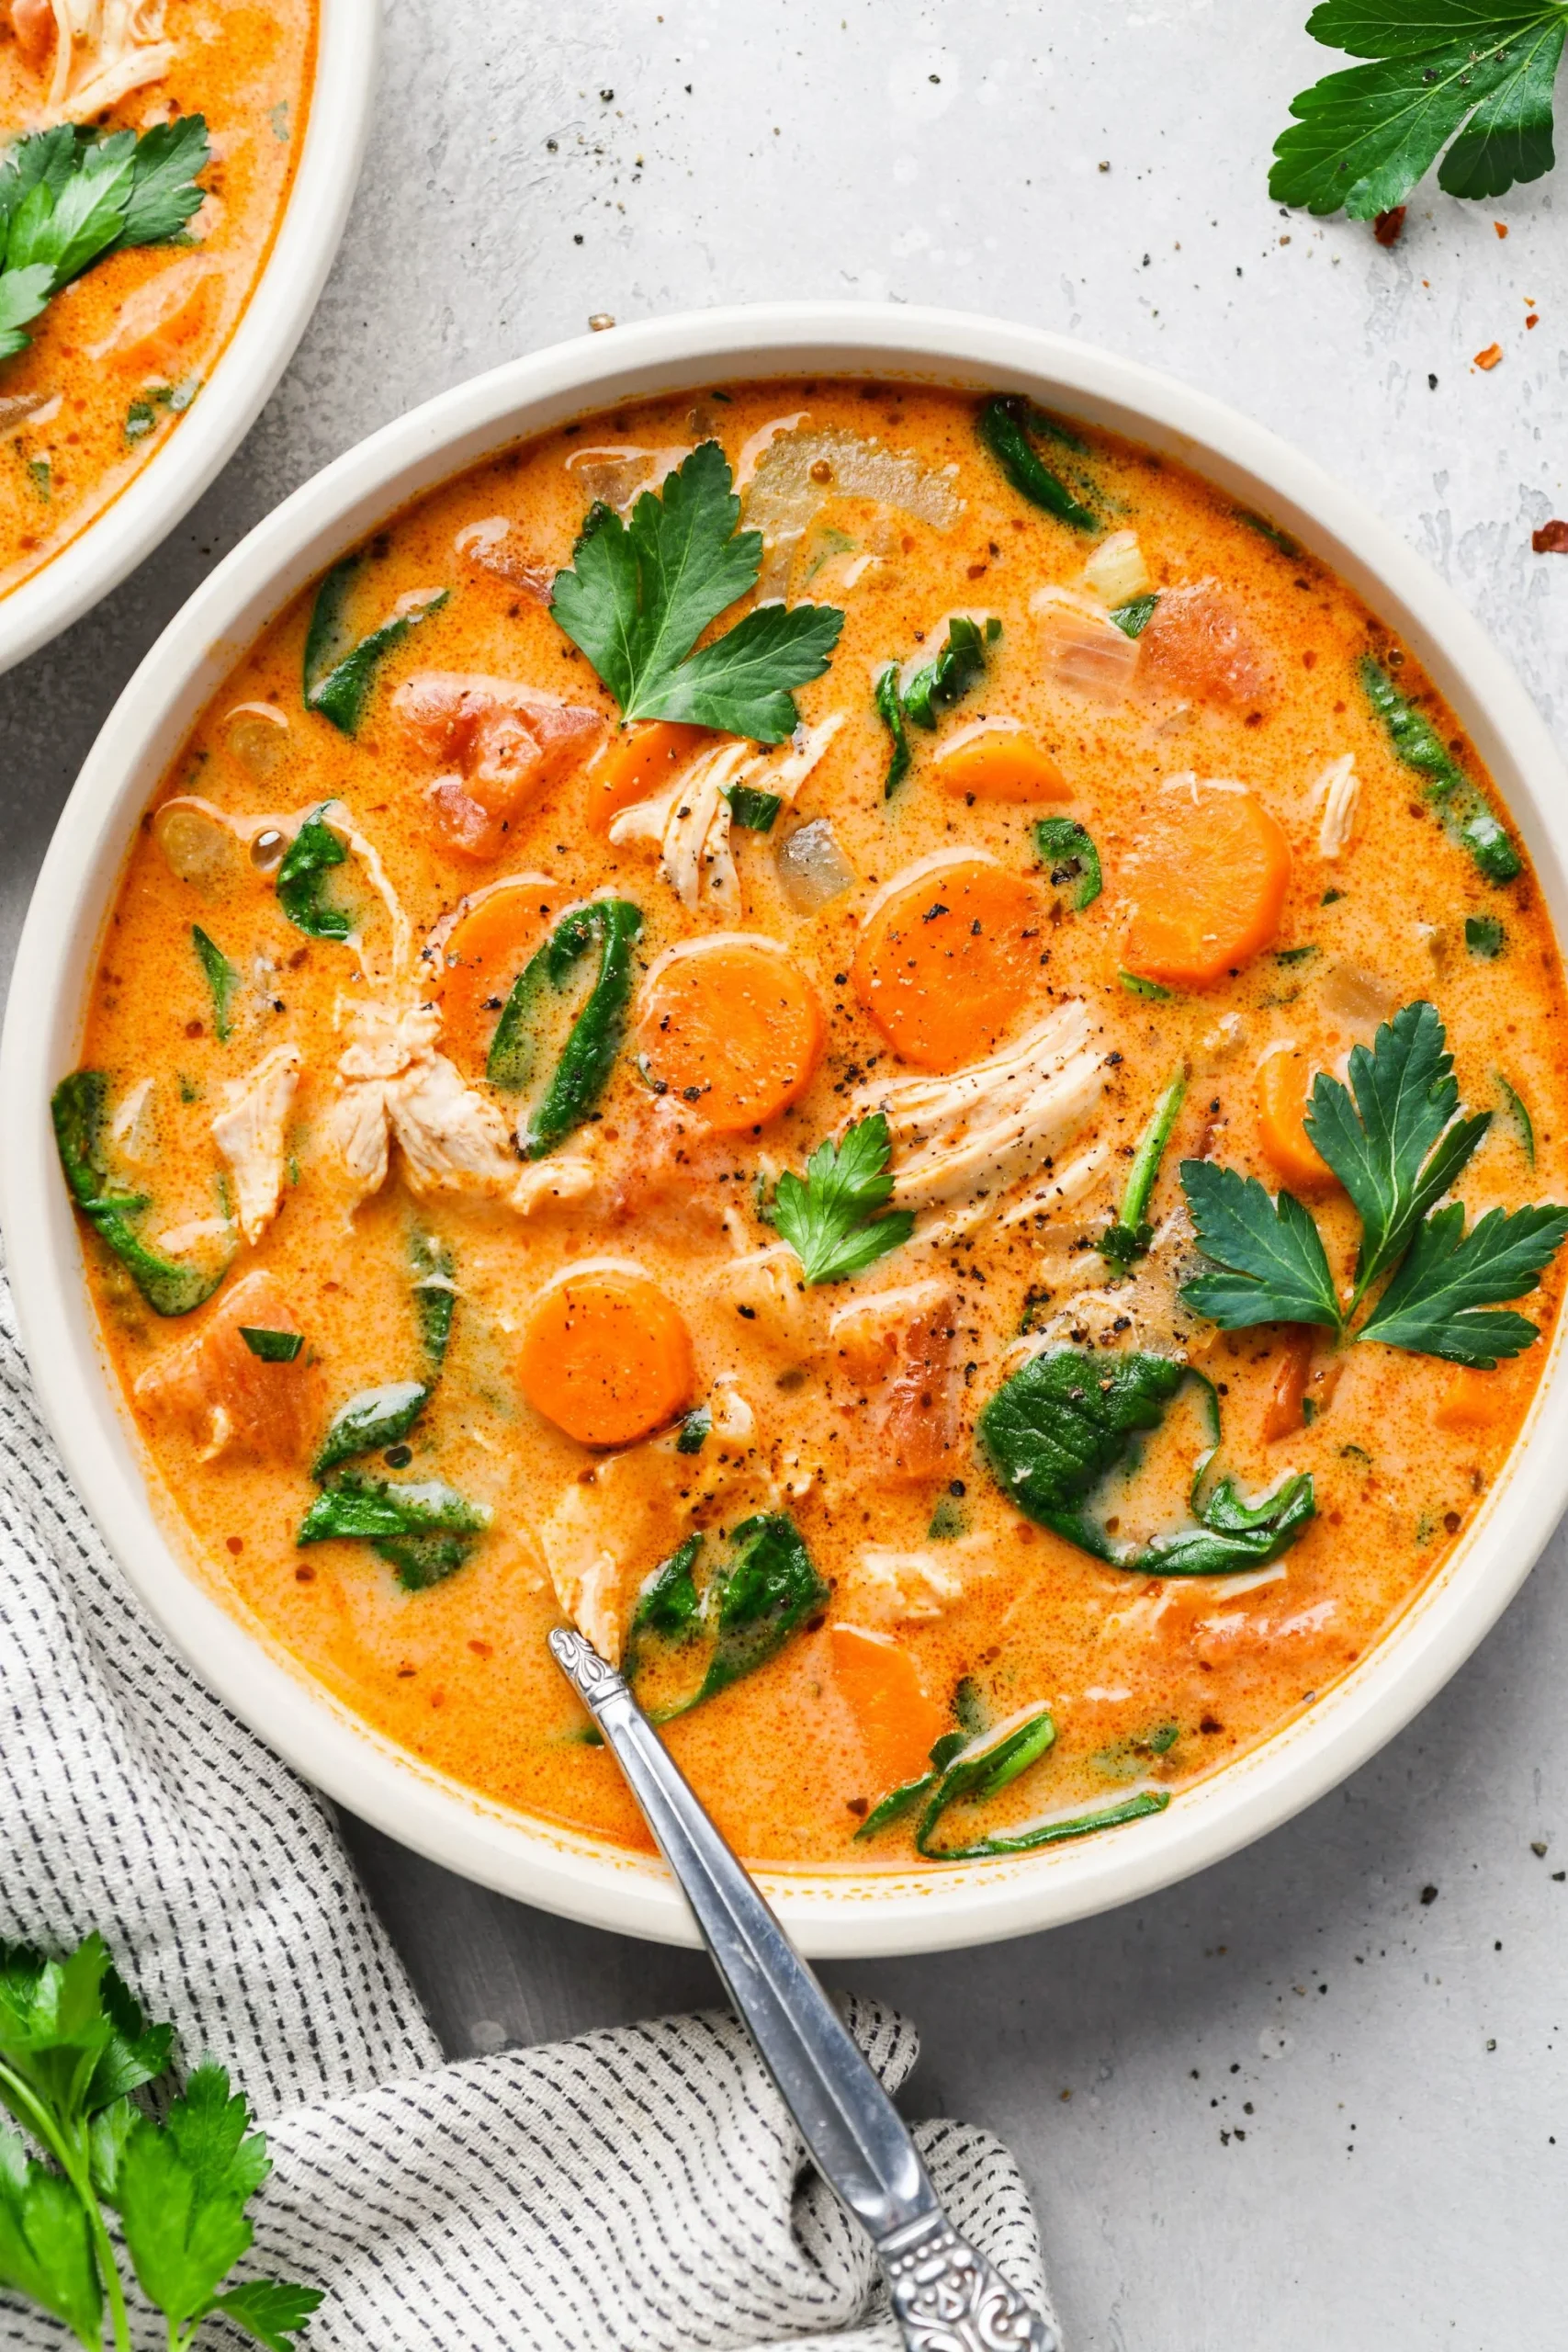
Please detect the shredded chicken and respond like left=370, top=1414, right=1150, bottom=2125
left=607, top=739, right=750, bottom=912
left=564, top=444, right=692, bottom=514
left=26, top=0, right=175, bottom=121
left=210, top=1044, right=299, bottom=1245
left=108, top=1075, right=155, bottom=1163
left=1308, top=752, right=1360, bottom=859
left=705, top=1243, right=813, bottom=1352
left=840, top=1534, right=996, bottom=1629
left=851, top=1002, right=1105, bottom=1229
left=321, top=999, right=593, bottom=1216
left=998, top=1139, right=1112, bottom=1229
left=1017, top=1204, right=1200, bottom=1361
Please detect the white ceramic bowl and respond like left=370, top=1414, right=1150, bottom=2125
left=5, top=304, right=1566, bottom=1956
left=0, top=0, right=380, bottom=678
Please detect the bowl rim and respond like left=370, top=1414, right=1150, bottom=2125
left=0, top=0, right=382, bottom=679
left=4, top=300, right=1566, bottom=1958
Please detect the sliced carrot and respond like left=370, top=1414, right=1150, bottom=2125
left=517, top=1263, right=694, bottom=1447
left=433, top=879, right=555, bottom=1076
left=831, top=1624, right=947, bottom=1788
left=587, top=719, right=711, bottom=835
left=852, top=855, right=1044, bottom=1070
left=1262, top=1327, right=1315, bottom=1441
left=1122, top=784, right=1291, bottom=989
left=933, top=723, right=1070, bottom=803
left=636, top=935, right=824, bottom=1132
left=1257, top=1047, right=1338, bottom=1193
left=1434, top=1363, right=1517, bottom=1434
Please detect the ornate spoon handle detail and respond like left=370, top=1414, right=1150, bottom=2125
left=547, top=1627, right=1057, bottom=2352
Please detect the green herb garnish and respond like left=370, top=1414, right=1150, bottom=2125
left=549, top=441, right=843, bottom=742
left=302, top=558, right=446, bottom=736
left=1270, top=0, right=1568, bottom=218
left=1360, top=655, right=1519, bottom=884
left=1100, top=1067, right=1187, bottom=1269
left=51, top=1072, right=228, bottom=1318
left=722, top=781, right=783, bottom=832
left=1108, top=593, right=1158, bottom=639
left=191, top=926, right=238, bottom=1042
left=976, top=395, right=1100, bottom=530
left=1235, top=509, right=1301, bottom=557
left=675, top=1405, right=712, bottom=1455
left=900, top=615, right=1000, bottom=729
left=238, top=1326, right=303, bottom=1363
left=856, top=1703, right=1170, bottom=1858
left=772, top=1112, right=914, bottom=1284
left=1466, top=913, right=1506, bottom=958
left=0, top=118, right=209, bottom=366
left=1034, top=817, right=1102, bottom=910
left=1495, top=1070, right=1536, bottom=1165
left=1120, top=971, right=1173, bottom=1001
left=311, top=1380, right=431, bottom=1479
left=410, top=1227, right=457, bottom=1371
left=1181, top=1000, right=1568, bottom=1366
left=0, top=1930, right=320, bottom=2350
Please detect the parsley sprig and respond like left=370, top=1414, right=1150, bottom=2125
left=1180, top=1001, right=1568, bottom=1367
left=0, top=1931, right=320, bottom=2350
left=0, top=119, right=209, bottom=364
left=770, top=1112, right=914, bottom=1284
left=549, top=442, right=844, bottom=743
left=1271, top=2, right=1568, bottom=217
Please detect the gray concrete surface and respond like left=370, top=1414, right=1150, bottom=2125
left=4, top=3, right=1567, bottom=2344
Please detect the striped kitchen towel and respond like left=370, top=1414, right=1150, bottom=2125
left=0, top=1252, right=1056, bottom=2351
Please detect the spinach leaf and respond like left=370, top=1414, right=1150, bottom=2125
left=409, top=1227, right=457, bottom=1371
left=976, top=395, right=1100, bottom=531
left=1100, top=1067, right=1186, bottom=1269
left=51, top=1072, right=228, bottom=1317
left=1466, top=914, right=1506, bottom=958
left=296, top=1471, right=491, bottom=1591
left=275, top=807, right=353, bottom=940
left=919, top=1785, right=1170, bottom=1861
left=238, top=1327, right=302, bottom=1363
left=303, top=559, right=447, bottom=736
left=489, top=898, right=642, bottom=1157
left=976, top=1346, right=1317, bottom=1574
left=191, top=927, right=238, bottom=1042
left=311, top=1381, right=430, bottom=1479
left=1034, top=816, right=1102, bottom=910
left=855, top=1702, right=1170, bottom=1860
left=874, top=662, right=911, bottom=797
left=722, top=782, right=782, bottom=833
left=900, top=616, right=1000, bottom=730
left=675, top=1405, right=712, bottom=1454
left=1360, top=655, right=1519, bottom=884
left=626, top=1514, right=828, bottom=1718
left=1109, top=592, right=1159, bottom=638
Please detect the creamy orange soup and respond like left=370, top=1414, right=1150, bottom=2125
left=1, top=0, right=315, bottom=599
left=60, top=381, right=1568, bottom=1871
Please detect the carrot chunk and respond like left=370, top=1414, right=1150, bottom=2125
left=1122, top=784, right=1291, bottom=988
left=852, top=854, right=1045, bottom=1070
left=933, top=723, right=1070, bottom=804
left=1257, top=1047, right=1337, bottom=1193
left=1434, top=1364, right=1515, bottom=1433
left=433, top=879, right=553, bottom=1077
left=636, top=934, right=824, bottom=1132
left=517, top=1263, right=694, bottom=1447
left=831, top=1624, right=947, bottom=1788
left=587, top=719, right=711, bottom=835
left=1262, top=1327, right=1315, bottom=1441
left=134, top=1271, right=322, bottom=1466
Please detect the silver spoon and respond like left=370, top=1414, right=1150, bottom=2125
left=548, top=1626, right=1057, bottom=2352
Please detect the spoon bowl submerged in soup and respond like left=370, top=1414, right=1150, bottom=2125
left=55, top=379, right=1568, bottom=1872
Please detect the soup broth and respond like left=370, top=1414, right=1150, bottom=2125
left=62, top=380, right=1568, bottom=1871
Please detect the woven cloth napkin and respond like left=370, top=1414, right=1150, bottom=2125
left=0, top=1250, right=1057, bottom=2351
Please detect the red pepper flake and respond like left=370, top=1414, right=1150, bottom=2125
left=226, top=1535, right=243, bottom=1555
left=1372, top=207, right=1405, bottom=246
left=1527, top=313, right=1540, bottom=329
left=1532, top=520, right=1568, bottom=555
left=1474, top=343, right=1504, bottom=370
left=1495, top=221, right=1509, bottom=239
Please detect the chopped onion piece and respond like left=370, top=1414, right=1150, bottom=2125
left=775, top=817, right=857, bottom=912
left=1032, top=585, right=1141, bottom=703
left=223, top=701, right=288, bottom=780
left=1320, top=961, right=1395, bottom=1031
left=1082, top=528, right=1151, bottom=606
left=153, top=801, right=244, bottom=891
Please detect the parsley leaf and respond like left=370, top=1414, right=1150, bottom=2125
left=0, top=119, right=209, bottom=363
left=1357, top=1198, right=1568, bottom=1363
left=1270, top=2, right=1568, bottom=218
left=771, top=1112, right=915, bottom=1283
left=1303, top=999, right=1491, bottom=1306
left=1179, top=1161, right=1346, bottom=1329
left=549, top=441, right=843, bottom=742
left=0, top=2132, right=102, bottom=2345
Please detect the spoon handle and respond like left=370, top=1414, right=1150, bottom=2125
left=548, top=1627, right=1057, bottom=2352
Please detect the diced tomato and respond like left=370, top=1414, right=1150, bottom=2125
left=832, top=1282, right=959, bottom=1483
left=1140, top=582, right=1274, bottom=712
left=393, top=673, right=604, bottom=859
left=134, top=1271, right=322, bottom=1466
